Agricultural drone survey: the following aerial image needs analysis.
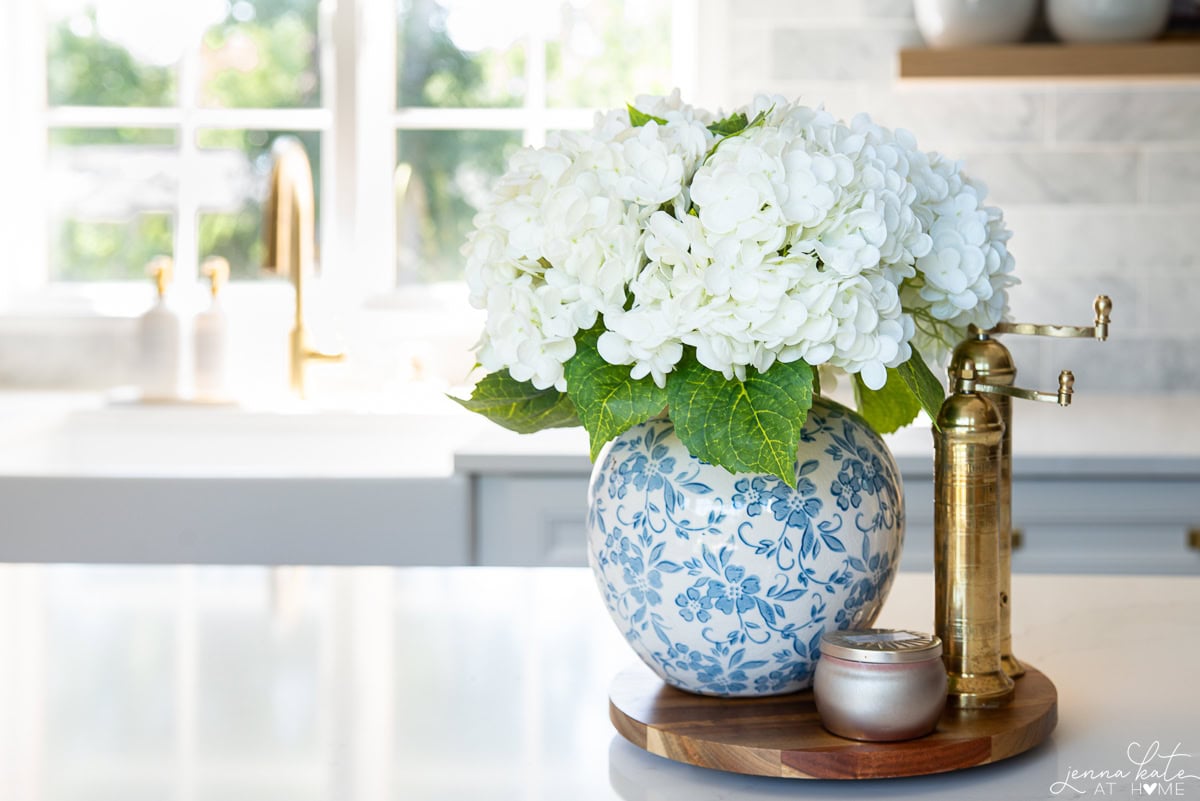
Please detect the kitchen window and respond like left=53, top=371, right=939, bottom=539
left=2, top=0, right=695, bottom=313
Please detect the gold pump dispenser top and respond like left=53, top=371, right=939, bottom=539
left=202, top=256, right=230, bottom=299
left=147, top=255, right=173, bottom=299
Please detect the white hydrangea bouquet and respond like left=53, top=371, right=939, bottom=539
left=455, top=90, right=1016, bottom=487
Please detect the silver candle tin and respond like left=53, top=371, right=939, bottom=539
left=813, top=629, right=948, bottom=742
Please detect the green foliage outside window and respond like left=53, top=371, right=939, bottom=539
left=48, top=0, right=320, bottom=281
left=49, top=0, right=673, bottom=284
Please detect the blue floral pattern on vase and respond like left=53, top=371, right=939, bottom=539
left=586, top=396, right=904, bottom=697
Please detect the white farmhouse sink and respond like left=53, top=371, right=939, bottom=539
left=0, top=396, right=488, bottom=478
left=0, top=392, right=491, bottom=565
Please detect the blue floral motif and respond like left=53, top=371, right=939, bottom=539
left=832, top=462, right=863, bottom=510
left=731, top=477, right=768, bottom=516
left=622, top=556, right=663, bottom=606
left=586, top=397, right=904, bottom=697
left=706, top=564, right=761, bottom=615
left=625, top=447, right=676, bottom=492
left=769, top=482, right=823, bottom=529
left=674, top=586, right=713, bottom=622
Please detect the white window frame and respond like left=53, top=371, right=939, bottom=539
left=0, top=0, right=349, bottom=311
left=0, top=0, right=702, bottom=314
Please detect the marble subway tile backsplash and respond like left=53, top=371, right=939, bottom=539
left=1054, top=89, right=1200, bottom=143
left=861, top=0, right=916, bottom=18
left=0, top=316, right=137, bottom=388
left=714, top=0, right=1200, bottom=393
left=1030, top=337, right=1177, bottom=396
left=1145, top=149, right=1200, bottom=203
left=1144, top=267, right=1200, bottom=337
left=770, top=27, right=922, bottom=82
left=1006, top=274, right=1141, bottom=334
left=1000, top=209, right=1200, bottom=276
left=958, top=150, right=1139, bottom=205
left=868, top=89, right=1048, bottom=147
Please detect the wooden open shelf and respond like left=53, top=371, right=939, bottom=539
left=899, top=40, right=1200, bottom=80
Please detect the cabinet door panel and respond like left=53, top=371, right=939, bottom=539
left=1009, top=523, right=1199, bottom=574
left=477, top=477, right=590, bottom=566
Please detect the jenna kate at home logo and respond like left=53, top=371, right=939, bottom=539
left=1051, top=742, right=1200, bottom=797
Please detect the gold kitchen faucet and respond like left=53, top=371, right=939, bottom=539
left=264, top=136, right=343, bottom=397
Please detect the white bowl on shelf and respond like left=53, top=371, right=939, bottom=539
left=1047, top=0, right=1172, bottom=43
left=914, top=0, right=1039, bottom=48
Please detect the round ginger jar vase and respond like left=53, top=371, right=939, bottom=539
left=586, top=396, right=904, bottom=697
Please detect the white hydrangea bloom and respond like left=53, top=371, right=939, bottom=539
left=465, top=91, right=1018, bottom=394
left=905, top=156, right=1019, bottom=363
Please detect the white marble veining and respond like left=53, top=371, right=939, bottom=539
left=866, top=87, right=1047, bottom=148
left=771, top=26, right=922, bottom=82
left=958, top=150, right=1140, bottom=206
left=1054, top=88, right=1200, bottom=144
left=1002, top=208, right=1200, bottom=279
left=1146, top=149, right=1200, bottom=204
left=0, top=565, right=1196, bottom=800
left=861, top=0, right=914, bottom=16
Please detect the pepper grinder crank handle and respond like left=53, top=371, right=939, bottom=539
left=984, top=294, right=1112, bottom=341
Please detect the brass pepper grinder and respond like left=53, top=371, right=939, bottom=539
left=953, top=295, right=1113, bottom=680
left=935, top=360, right=1074, bottom=708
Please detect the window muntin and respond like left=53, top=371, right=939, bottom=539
left=45, top=0, right=327, bottom=285
left=390, top=0, right=676, bottom=286
left=39, top=0, right=681, bottom=289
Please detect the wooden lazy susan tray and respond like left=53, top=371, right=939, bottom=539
left=609, top=663, right=1057, bottom=780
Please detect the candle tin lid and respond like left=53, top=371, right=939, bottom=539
left=819, top=629, right=942, bottom=664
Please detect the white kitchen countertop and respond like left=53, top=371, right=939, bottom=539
left=456, top=394, right=1200, bottom=478
left=0, top=391, right=1196, bottom=480
left=0, top=565, right=1195, bottom=800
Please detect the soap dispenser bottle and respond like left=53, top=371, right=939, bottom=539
left=138, top=255, right=183, bottom=401
left=194, top=256, right=231, bottom=402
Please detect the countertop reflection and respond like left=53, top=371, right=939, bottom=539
left=0, top=565, right=1197, bottom=800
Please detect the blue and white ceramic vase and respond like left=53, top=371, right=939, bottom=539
left=586, top=397, right=904, bottom=697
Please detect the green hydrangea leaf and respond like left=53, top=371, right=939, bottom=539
left=666, top=354, right=814, bottom=488
left=707, top=112, right=748, bottom=137
left=451, top=371, right=580, bottom=434
left=627, top=104, right=668, bottom=127
left=564, top=327, right=668, bottom=460
left=704, top=105, right=773, bottom=162
left=896, top=349, right=946, bottom=429
left=853, top=371, right=921, bottom=435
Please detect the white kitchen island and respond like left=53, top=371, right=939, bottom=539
left=0, top=566, right=1196, bottom=800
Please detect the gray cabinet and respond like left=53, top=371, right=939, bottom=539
left=475, top=476, right=590, bottom=566
left=901, top=475, right=1200, bottom=574
left=470, top=470, right=1200, bottom=573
